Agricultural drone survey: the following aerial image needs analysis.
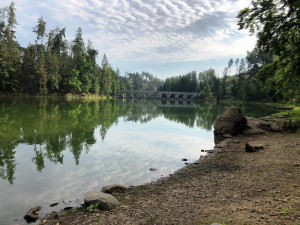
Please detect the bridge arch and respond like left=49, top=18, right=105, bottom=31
left=169, top=94, right=176, bottom=99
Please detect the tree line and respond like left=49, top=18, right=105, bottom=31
left=1, top=0, right=299, bottom=102
left=0, top=2, right=163, bottom=96
left=158, top=49, right=277, bottom=102
left=160, top=0, right=299, bottom=102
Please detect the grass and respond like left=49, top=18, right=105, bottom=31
left=278, top=206, right=291, bottom=219
left=71, top=208, right=79, bottom=214
left=86, top=203, right=99, bottom=213
left=272, top=103, right=300, bottom=131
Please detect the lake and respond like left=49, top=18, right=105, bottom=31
left=0, top=97, right=278, bottom=224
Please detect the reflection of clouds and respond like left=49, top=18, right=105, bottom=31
left=0, top=116, right=214, bottom=224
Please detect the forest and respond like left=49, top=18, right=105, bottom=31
left=0, top=3, right=162, bottom=96
left=0, top=1, right=299, bottom=102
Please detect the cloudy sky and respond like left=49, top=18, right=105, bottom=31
left=0, top=0, right=256, bottom=78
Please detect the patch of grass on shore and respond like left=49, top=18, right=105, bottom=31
left=272, top=103, right=300, bottom=131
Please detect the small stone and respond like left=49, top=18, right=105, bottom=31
left=149, top=168, right=157, bottom=171
left=101, top=184, right=126, bottom=193
left=201, top=149, right=205, bottom=152
left=223, top=134, right=232, bottom=138
left=50, top=202, right=59, bottom=207
left=84, top=191, right=120, bottom=210
left=245, top=142, right=264, bottom=152
left=24, top=206, right=41, bottom=223
left=181, top=158, right=188, bottom=161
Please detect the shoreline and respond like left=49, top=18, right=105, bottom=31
left=41, top=130, right=300, bottom=225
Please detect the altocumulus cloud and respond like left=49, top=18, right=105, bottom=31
left=0, top=0, right=256, bottom=77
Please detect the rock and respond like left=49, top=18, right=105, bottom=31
left=206, top=150, right=214, bottom=153
left=50, top=202, right=59, bottom=207
left=24, top=206, right=41, bottom=223
left=246, top=117, right=271, bottom=132
left=245, top=142, right=264, bottom=152
left=223, top=134, right=232, bottom=138
left=101, top=184, right=126, bottom=193
left=181, top=158, right=188, bottom=161
left=271, top=124, right=282, bottom=132
left=242, top=128, right=265, bottom=136
left=149, top=168, right=157, bottom=171
left=84, top=191, right=120, bottom=210
left=211, top=223, right=222, bottom=225
left=214, top=106, right=247, bottom=135
left=201, top=149, right=205, bottom=152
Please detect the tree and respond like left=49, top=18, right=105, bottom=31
left=63, top=69, right=82, bottom=93
left=37, top=49, right=47, bottom=94
left=237, top=0, right=300, bottom=98
left=239, top=58, right=246, bottom=73
left=246, top=49, right=273, bottom=77
left=100, top=54, right=112, bottom=96
left=33, top=17, right=46, bottom=57
left=234, top=58, right=239, bottom=74
left=227, top=58, right=233, bottom=75
left=21, top=45, right=38, bottom=93
left=0, top=2, right=20, bottom=92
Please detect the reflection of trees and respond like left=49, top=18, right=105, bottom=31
left=0, top=97, right=120, bottom=183
left=0, top=97, right=275, bottom=184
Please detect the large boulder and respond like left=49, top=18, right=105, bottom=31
left=84, top=191, right=120, bottom=210
left=214, top=106, right=247, bottom=135
left=101, top=184, right=126, bottom=194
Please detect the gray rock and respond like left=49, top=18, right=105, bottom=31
left=84, top=191, right=120, bottom=210
left=242, top=128, right=265, bottom=136
left=149, top=168, right=157, bottom=171
left=24, top=206, right=41, bottom=223
left=245, top=142, right=264, bottom=152
left=271, top=123, right=282, bottom=132
left=101, top=184, right=126, bottom=194
left=223, top=134, right=232, bottom=138
left=214, top=106, right=247, bottom=135
left=246, top=117, right=271, bottom=131
left=206, top=150, right=214, bottom=153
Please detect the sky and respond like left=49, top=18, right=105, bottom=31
left=0, top=0, right=256, bottom=79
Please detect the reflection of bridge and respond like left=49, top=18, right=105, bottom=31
left=120, top=99, right=196, bottom=107
left=119, top=90, right=198, bottom=100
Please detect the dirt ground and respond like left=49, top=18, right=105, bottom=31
left=42, top=131, right=300, bottom=225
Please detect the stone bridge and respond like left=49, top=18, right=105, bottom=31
left=119, top=90, right=198, bottom=100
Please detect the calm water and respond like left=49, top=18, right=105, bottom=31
left=0, top=97, right=278, bottom=224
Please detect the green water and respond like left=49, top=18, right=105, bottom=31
left=0, top=97, right=278, bottom=224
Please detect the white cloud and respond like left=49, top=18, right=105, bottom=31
left=0, top=0, right=255, bottom=77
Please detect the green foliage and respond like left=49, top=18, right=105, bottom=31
left=161, top=71, right=199, bottom=92
left=237, top=0, right=300, bottom=99
left=63, top=69, right=82, bottom=93
left=86, top=204, right=99, bottom=213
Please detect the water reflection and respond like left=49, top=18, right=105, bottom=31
left=0, top=97, right=277, bottom=185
